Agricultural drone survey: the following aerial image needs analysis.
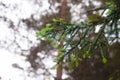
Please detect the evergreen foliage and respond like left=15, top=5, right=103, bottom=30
left=37, top=0, right=120, bottom=67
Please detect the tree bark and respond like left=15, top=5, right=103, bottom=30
left=56, top=0, right=67, bottom=80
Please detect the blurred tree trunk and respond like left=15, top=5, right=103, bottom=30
left=56, top=0, right=67, bottom=80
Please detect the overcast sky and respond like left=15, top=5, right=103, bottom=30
left=0, top=0, right=54, bottom=80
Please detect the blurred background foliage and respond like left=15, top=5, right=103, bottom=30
left=0, top=0, right=120, bottom=80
